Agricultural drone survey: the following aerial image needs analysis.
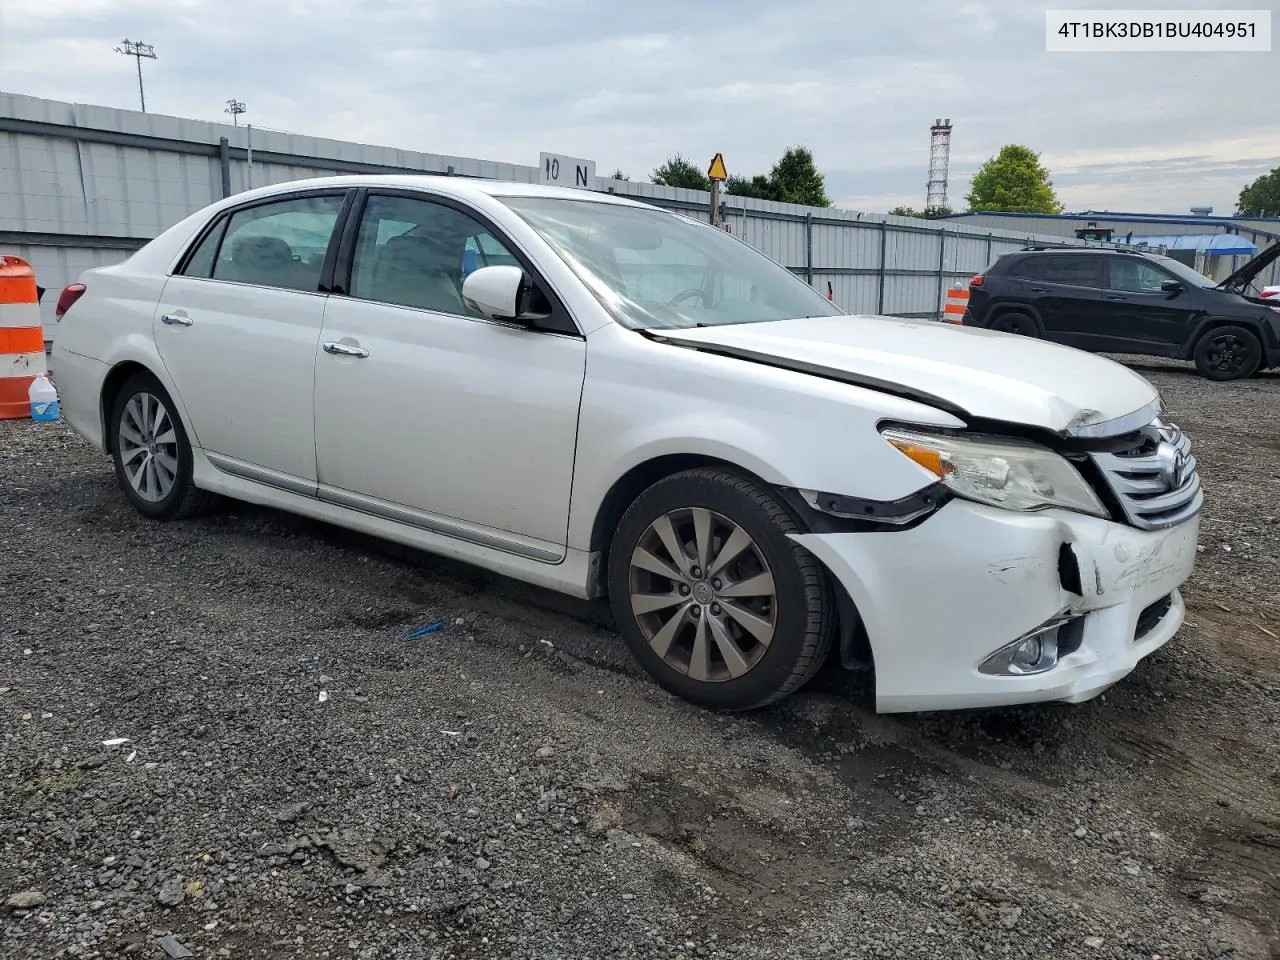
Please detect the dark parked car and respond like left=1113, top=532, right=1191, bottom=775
left=962, top=244, right=1280, bottom=381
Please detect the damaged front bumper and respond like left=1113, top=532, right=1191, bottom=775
left=794, top=500, right=1200, bottom=713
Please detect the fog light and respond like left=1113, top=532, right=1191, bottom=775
left=979, top=618, right=1073, bottom=676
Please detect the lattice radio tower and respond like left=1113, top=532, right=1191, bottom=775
left=926, top=118, right=953, bottom=211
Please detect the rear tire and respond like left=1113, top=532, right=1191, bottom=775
left=607, top=468, right=834, bottom=711
left=1192, top=325, right=1262, bottom=381
left=109, top=371, right=214, bottom=521
left=989, top=311, right=1039, bottom=337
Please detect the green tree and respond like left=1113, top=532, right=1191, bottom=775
left=610, top=168, right=630, bottom=181
left=965, top=145, right=1063, bottom=214
left=724, top=146, right=831, bottom=206
left=726, top=174, right=781, bottom=201
left=889, top=205, right=953, bottom=218
left=651, top=154, right=709, bottom=191
left=768, top=146, right=830, bottom=206
left=1236, top=166, right=1280, bottom=216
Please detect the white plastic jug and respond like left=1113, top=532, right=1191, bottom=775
left=28, top=374, right=60, bottom=422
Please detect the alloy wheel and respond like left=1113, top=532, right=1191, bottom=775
left=627, top=507, right=777, bottom=683
left=1205, top=333, right=1256, bottom=376
left=118, top=392, right=179, bottom=503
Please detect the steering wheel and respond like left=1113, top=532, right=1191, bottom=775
left=667, top=287, right=709, bottom=307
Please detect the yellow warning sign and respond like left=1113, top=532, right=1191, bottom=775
left=707, top=153, right=728, bottom=181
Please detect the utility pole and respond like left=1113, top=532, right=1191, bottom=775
left=225, top=99, right=246, bottom=127
left=114, top=40, right=157, bottom=112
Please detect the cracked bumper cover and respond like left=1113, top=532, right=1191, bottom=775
left=793, top=500, right=1200, bottom=713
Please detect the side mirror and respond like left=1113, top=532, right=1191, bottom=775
left=462, top=265, right=526, bottom=321
left=1160, top=279, right=1184, bottom=296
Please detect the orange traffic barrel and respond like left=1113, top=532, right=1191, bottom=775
left=1, top=256, right=49, bottom=420
left=940, top=284, right=969, bottom=324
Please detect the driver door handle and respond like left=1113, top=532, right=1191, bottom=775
left=1105, top=294, right=1128, bottom=301
left=323, top=341, right=369, bottom=359
left=160, top=313, right=193, bottom=326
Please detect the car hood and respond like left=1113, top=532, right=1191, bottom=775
left=1217, top=238, right=1280, bottom=293
left=651, top=315, right=1160, bottom=437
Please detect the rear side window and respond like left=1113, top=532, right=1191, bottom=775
left=1004, top=257, right=1045, bottom=280
left=183, top=195, right=345, bottom=292
left=1039, top=255, right=1102, bottom=287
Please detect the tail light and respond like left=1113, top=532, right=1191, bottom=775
left=969, top=274, right=985, bottom=287
left=1262, top=289, right=1278, bottom=298
left=55, top=283, right=86, bottom=321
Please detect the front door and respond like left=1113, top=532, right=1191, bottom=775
left=1098, top=256, right=1198, bottom=353
left=153, top=191, right=348, bottom=485
left=313, top=192, right=586, bottom=555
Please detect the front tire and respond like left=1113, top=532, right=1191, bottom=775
left=607, top=468, right=834, bottom=711
left=1193, top=325, right=1262, bottom=381
left=109, top=371, right=212, bottom=520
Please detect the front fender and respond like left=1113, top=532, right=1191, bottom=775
left=567, top=326, right=965, bottom=549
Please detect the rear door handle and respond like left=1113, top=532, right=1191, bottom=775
left=161, top=313, right=193, bottom=326
left=322, top=341, right=370, bottom=359
left=1030, top=287, right=1050, bottom=294
left=1105, top=294, right=1128, bottom=301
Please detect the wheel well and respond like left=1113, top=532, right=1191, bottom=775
left=987, top=303, right=1040, bottom=328
left=1185, top=318, right=1267, bottom=359
left=99, top=361, right=151, bottom=454
left=590, top=454, right=739, bottom=563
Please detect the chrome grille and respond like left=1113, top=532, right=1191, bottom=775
left=1088, top=420, right=1203, bottom=530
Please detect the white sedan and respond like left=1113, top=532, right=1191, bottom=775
left=51, top=176, right=1202, bottom=712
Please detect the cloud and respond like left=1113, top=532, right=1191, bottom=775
left=0, top=0, right=1273, bottom=215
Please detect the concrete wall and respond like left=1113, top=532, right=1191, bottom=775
left=2, top=91, right=1106, bottom=336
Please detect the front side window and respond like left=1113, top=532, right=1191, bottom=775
left=1039, top=255, right=1102, bottom=288
left=350, top=195, right=520, bottom=316
left=500, top=197, right=842, bottom=330
left=1110, top=258, right=1172, bottom=293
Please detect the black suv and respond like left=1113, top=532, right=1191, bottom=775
left=962, top=244, right=1280, bottom=380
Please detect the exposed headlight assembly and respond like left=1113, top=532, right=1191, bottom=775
left=880, top=428, right=1107, bottom=519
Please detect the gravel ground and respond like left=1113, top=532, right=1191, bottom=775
left=2, top=358, right=1278, bottom=960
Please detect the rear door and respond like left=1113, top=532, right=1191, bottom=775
left=1098, top=256, right=1198, bottom=353
left=1028, top=254, right=1106, bottom=347
left=154, top=190, right=350, bottom=486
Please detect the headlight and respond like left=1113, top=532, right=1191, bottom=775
left=880, top=428, right=1108, bottom=518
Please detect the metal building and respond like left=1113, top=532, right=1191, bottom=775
left=938, top=210, right=1280, bottom=286
left=2, top=92, right=1103, bottom=339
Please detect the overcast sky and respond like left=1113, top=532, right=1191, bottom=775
left=2, top=0, right=1275, bottom=216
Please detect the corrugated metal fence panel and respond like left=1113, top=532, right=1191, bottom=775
left=812, top=221, right=882, bottom=275
left=882, top=272, right=945, bottom=317
left=885, top=228, right=942, bottom=273
left=810, top=273, right=879, bottom=315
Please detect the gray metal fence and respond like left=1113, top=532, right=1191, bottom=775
left=2, top=91, right=1106, bottom=334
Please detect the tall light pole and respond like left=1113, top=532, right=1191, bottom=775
left=225, top=99, right=246, bottom=126
left=114, top=40, right=157, bottom=113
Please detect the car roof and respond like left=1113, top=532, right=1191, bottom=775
left=1008, top=247, right=1170, bottom=261
left=222, top=173, right=653, bottom=209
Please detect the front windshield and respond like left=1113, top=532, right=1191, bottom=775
left=500, top=196, right=843, bottom=330
left=1151, top=255, right=1216, bottom=289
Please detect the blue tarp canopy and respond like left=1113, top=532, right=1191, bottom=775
left=1124, top=233, right=1257, bottom=256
